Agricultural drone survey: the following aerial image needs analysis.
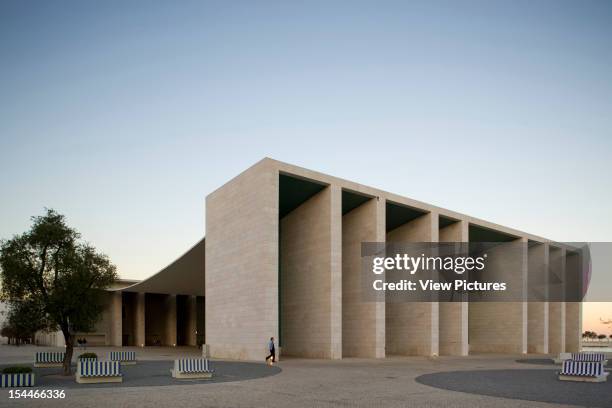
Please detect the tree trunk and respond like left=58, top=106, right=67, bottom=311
left=61, top=327, right=73, bottom=376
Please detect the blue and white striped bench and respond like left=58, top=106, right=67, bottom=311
left=75, top=361, right=122, bottom=384
left=571, top=353, right=607, bottom=363
left=34, top=352, right=65, bottom=367
left=1, top=373, right=36, bottom=387
left=559, top=361, right=608, bottom=382
left=554, top=352, right=609, bottom=364
left=108, top=351, right=136, bottom=365
left=171, top=358, right=214, bottom=379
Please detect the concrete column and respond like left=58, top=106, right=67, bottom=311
left=330, top=185, right=342, bottom=359
left=342, top=195, right=385, bottom=358
left=165, top=294, right=177, bottom=346
left=109, top=291, right=122, bottom=347
left=565, top=250, right=582, bottom=352
left=186, top=295, right=197, bottom=346
left=386, top=211, right=439, bottom=356
left=527, top=243, right=549, bottom=353
left=521, top=237, right=529, bottom=354
left=135, top=293, right=145, bottom=347
left=431, top=214, right=440, bottom=357
left=374, top=197, right=386, bottom=358
left=565, top=302, right=582, bottom=352
left=548, top=247, right=565, bottom=354
left=438, top=219, right=469, bottom=356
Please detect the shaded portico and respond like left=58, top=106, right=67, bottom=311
left=111, top=238, right=205, bottom=347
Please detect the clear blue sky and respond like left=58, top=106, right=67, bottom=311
left=1, top=1, right=611, bottom=280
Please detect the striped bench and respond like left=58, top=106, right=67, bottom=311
left=76, top=361, right=122, bottom=384
left=571, top=353, right=607, bottom=363
left=34, top=352, right=65, bottom=368
left=1, top=373, right=35, bottom=387
left=559, top=361, right=609, bottom=383
left=171, top=358, right=214, bottom=379
left=554, top=352, right=608, bottom=365
left=108, top=351, right=136, bottom=365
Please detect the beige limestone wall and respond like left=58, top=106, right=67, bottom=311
left=548, top=247, right=565, bottom=354
left=205, top=160, right=278, bottom=360
left=468, top=238, right=527, bottom=354
left=566, top=302, right=582, bottom=352
left=109, top=291, right=122, bottom=347
left=438, top=219, right=469, bottom=356
left=527, top=243, right=549, bottom=353
left=386, top=212, right=439, bottom=356
left=342, top=197, right=385, bottom=358
left=469, top=303, right=525, bottom=353
left=549, top=302, right=566, bottom=353
left=82, top=291, right=113, bottom=346
left=565, top=251, right=582, bottom=353
left=164, top=294, right=177, bottom=346
left=280, top=186, right=341, bottom=358
left=135, top=293, right=145, bottom=347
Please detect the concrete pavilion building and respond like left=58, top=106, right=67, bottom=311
left=36, top=158, right=582, bottom=360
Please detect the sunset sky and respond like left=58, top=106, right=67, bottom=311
left=583, top=303, right=612, bottom=336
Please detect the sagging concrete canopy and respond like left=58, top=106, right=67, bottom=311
left=118, top=238, right=205, bottom=296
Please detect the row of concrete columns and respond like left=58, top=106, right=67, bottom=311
left=108, top=292, right=198, bottom=347
left=279, top=185, right=582, bottom=358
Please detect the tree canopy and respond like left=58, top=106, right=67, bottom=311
left=0, top=209, right=118, bottom=374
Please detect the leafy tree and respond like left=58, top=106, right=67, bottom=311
left=0, top=209, right=117, bottom=375
left=597, top=334, right=607, bottom=340
left=582, top=330, right=597, bottom=340
left=1, top=325, right=16, bottom=344
left=2, top=299, right=49, bottom=345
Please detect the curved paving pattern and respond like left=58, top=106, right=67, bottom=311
left=416, top=368, right=612, bottom=408
left=1, top=360, right=281, bottom=389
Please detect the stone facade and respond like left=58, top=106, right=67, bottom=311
left=204, top=158, right=583, bottom=360
left=35, top=158, right=583, bottom=360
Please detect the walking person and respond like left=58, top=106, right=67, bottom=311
left=265, top=337, right=276, bottom=365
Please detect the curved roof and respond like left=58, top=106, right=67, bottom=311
left=117, top=238, right=205, bottom=296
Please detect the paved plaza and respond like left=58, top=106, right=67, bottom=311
left=0, top=345, right=609, bottom=407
